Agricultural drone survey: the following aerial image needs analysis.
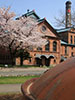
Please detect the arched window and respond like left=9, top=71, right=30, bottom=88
left=65, top=46, right=67, bottom=55
left=45, top=41, right=50, bottom=51
left=37, top=47, right=42, bottom=51
left=71, top=52, right=74, bottom=57
left=53, top=41, right=57, bottom=52
left=71, top=35, right=72, bottom=44
left=74, top=36, right=75, bottom=44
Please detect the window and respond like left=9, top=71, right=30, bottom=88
left=37, top=47, right=42, bottom=51
left=41, top=26, right=46, bottom=32
left=65, top=46, right=67, bottom=55
left=45, top=41, right=50, bottom=51
left=53, top=41, right=57, bottom=52
left=54, top=59, right=56, bottom=63
left=29, top=58, right=31, bottom=62
left=71, top=52, right=74, bottom=57
left=74, top=36, right=75, bottom=44
left=71, top=35, right=72, bottom=44
left=72, top=47, right=73, bottom=49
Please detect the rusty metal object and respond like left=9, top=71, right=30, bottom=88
left=21, top=78, right=38, bottom=100
left=21, top=57, right=75, bottom=100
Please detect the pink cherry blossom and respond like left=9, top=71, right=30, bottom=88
left=0, top=7, right=47, bottom=51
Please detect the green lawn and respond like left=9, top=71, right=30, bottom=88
left=0, top=76, right=39, bottom=84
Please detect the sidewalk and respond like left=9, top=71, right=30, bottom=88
left=0, top=84, right=21, bottom=93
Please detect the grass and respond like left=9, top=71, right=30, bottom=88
left=0, top=64, right=56, bottom=68
left=0, top=64, right=39, bottom=68
left=0, top=76, right=39, bottom=84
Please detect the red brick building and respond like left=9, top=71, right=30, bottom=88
left=0, top=1, right=75, bottom=66
left=16, top=1, right=75, bottom=66
left=15, top=9, right=61, bottom=66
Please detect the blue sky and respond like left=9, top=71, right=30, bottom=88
left=0, top=0, right=75, bottom=28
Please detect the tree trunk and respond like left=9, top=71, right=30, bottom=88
left=9, top=47, right=14, bottom=66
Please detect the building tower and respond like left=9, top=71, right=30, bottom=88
left=66, top=1, right=72, bottom=28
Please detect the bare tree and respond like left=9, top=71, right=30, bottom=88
left=71, top=8, right=75, bottom=26
left=54, top=10, right=65, bottom=28
left=0, top=7, right=47, bottom=65
left=54, top=9, right=75, bottom=28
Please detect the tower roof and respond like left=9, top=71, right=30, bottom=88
left=66, top=1, right=71, bottom=5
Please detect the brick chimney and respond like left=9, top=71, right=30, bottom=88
left=65, top=1, right=71, bottom=28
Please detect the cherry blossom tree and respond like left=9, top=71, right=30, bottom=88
left=0, top=7, right=47, bottom=65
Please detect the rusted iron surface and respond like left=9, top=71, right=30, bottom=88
left=22, top=57, right=75, bottom=100
left=21, top=78, right=38, bottom=100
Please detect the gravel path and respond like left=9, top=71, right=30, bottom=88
left=0, top=68, right=48, bottom=76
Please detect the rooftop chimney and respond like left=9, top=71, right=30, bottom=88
left=65, top=1, right=71, bottom=28
left=27, top=9, right=29, bottom=13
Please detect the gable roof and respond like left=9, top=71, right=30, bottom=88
left=22, top=10, right=40, bottom=20
left=16, top=10, right=59, bottom=39
left=38, top=18, right=60, bottom=38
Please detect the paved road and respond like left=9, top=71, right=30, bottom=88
left=0, top=68, right=48, bottom=76
left=0, top=84, right=21, bottom=93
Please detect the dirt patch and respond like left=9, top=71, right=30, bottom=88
left=0, top=94, right=25, bottom=100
